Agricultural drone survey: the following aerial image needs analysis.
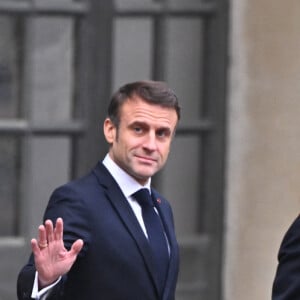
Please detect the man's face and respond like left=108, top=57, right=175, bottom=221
left=104, top=96, right=178, bottom=185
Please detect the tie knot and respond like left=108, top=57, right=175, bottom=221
left=133, top=188, right=153, bottom=207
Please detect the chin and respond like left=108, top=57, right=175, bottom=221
left=133, top=170, right=155, bottom=182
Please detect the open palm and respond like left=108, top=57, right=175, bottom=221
left=31, top=218, right=84, bottom=288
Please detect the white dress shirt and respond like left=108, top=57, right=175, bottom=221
left=102, top=153, right=151, bottom=237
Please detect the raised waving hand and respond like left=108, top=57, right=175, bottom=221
left=31, top=218, right=84, bottom=288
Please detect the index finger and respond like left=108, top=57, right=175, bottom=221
left=38, top=224, right=47, bottom=246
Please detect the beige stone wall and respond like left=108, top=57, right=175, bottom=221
left=225, top=0, right=300, bottom=299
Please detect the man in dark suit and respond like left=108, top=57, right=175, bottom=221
left=17, top=80, right=180, bottom=300
left=272, top=215, right=300, bottom=299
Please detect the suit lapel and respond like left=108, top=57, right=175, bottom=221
left=93, top=163, right=161, bottom=296
left=151, top=189, right=180, bottom=300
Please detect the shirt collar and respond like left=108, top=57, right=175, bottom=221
left=102, top=154, right=151, bottom=197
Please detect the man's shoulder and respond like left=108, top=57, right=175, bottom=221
left=285, top=214, right=300, bottom=235
left=53, top=162, right=111, bottom=195
left=278, top=214, right=300, bottom=254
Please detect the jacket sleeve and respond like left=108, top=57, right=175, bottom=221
left=17, top=254, right=35, bottom=300
left=17, top=256, right=65, bottom=300
left=272, top=215, right=300, bottom=299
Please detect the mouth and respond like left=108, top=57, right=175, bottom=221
left=135, top=155, right=157, bottom=164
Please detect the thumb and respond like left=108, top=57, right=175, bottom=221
left=70, top=239, right=84, bottom=256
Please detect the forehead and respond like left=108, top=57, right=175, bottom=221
left=119, top=97, right=178, bottom=127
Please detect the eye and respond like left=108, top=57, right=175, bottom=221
left=133, top=126, right=143, bottom=134
left=156, top=129, right=170, bottom=138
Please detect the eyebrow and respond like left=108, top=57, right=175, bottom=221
left=129, top=121, right=173, bottom=132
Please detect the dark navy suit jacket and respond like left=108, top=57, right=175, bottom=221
left=272, top=215, right=300, bottom=299
left=17, top=162, right=179, bottom=300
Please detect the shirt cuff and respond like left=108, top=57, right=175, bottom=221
left=31, top=271, right=61, bottom=299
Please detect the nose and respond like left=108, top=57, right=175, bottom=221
left=143, top=131, right=157, bottom=151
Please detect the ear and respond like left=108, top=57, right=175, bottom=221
left=103, top=118, right=116, bottom=144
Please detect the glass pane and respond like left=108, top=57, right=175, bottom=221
left=26, top=136, right=71, bottom=238
left=0, top=16, right=22, bottom=236
left=165, top=17, right=204, bottom=122
left=29, top=16, right=74, bottom=123
left=0, top=16, right=21, bottom=118
left=112, top=17, right=153, bottom=90
left=157, top=135, right=202, bottom=236
left=0, top=136, right=20, bottom=236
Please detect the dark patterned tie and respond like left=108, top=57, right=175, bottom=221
left=133, top=188, right=169, bottom=295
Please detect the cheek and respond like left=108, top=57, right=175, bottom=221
left=125, top=136, right=143, bottom=151
left=117, top=137, right=136, bottom=156
left=159, top=143, right=171, bottom=159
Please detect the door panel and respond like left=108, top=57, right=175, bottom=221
left=0, top=0, right=228, bottom=299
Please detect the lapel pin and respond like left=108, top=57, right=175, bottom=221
left=157, top=198, right=161, bottom=204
